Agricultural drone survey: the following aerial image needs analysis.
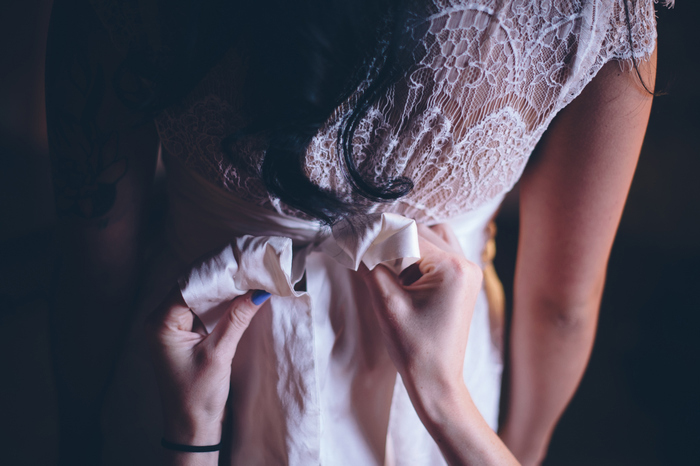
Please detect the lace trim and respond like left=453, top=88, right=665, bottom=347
left=135, top=0, right=662, bottom=222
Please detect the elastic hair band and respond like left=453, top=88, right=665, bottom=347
left=161, top=437, right=222, bottom=452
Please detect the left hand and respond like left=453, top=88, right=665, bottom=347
left=145, top=286, right=269, bottom=445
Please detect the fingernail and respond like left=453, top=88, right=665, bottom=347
left=251, top=290, right=271, bottom=305
left=398, top=263, right=422, bottom=286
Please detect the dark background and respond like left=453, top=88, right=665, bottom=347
left=1, top=2, right=698, bottom=465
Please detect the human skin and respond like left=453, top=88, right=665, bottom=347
left=45, top=1, right=655, bottom=463
left=144, top=289, right=269, bottom=466
left=362, top=225, right=521, bottom=466
left=148, top=228, right=519, bottom=466
left=498, top=50, right=657, bottom=464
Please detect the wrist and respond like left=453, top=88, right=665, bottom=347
left=404, top=373, right=471, bottom=431
left=162, top=413, right=223, bottom=446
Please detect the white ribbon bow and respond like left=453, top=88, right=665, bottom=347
left=179, top=212, right=421, bottom=332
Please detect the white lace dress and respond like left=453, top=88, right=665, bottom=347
left=95, top=1, right=661, bottom=465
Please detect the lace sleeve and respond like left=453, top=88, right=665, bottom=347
left=603, top=0, right=670, bottom=64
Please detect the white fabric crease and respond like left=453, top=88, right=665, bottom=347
left=180, top=213, right=421, bottom=333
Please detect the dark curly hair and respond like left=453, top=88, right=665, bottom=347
left=113, top=0, right=651, bottom=224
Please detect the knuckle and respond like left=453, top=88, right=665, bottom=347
left=445, top=255, right=466, bottom=274
left=228, top=304, right=255, bottom=331
left=462, top=259, right=483, bottom=280
left=445, top=256, right=482, bottom=281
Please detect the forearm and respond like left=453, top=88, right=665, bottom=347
left=406, top=377, right=519, bottom=466
left=499, top=294, right=600, bottom=464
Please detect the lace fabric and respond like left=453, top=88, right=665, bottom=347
left=91, top=0, right=661, bottom=223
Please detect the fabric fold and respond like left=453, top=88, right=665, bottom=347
left=322, top=212, right=421, bottom=274
left=179, top=213, right=421, bottom=332
left=179, top=236, right=303, bottom=332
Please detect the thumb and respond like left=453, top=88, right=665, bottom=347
left=208, top=290, right=271, bottom=357
left=145, top=286, right=194, bottom=336
left=364, top=263, right=405, bottom=300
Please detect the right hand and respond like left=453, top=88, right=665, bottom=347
left=362, top=224, right=483, bottom=399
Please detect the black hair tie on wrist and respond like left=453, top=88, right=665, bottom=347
left=161, top=437, right=222, bottom=452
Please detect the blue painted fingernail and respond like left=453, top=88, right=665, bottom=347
left=251, top=290, right=271, bottom=305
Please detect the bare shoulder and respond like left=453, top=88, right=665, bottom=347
left=567, top=46, right=657, bottom=129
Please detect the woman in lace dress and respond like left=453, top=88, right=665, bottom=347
left=45, top=0, right=666, bottom=465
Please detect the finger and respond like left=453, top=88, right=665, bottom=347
left=145, top=286, right=194, bottom=336
left=415, top=234, right=446, bottom=260
left=414, top=236, right=482, bottom=291
left=364, top=263, right=408, bottom=304
left=416, top=223, right=453, bottom=253
left=429, top=223, right=464, bottom=255
left=208, top=290, right=270, bottom=358
left=427, top=223, right=451, bottom=243
left=411, top=236, right=461, bottom=280
left=363, top=264, right=410, bottom=322
left=361, top=262, right=413, bottom=298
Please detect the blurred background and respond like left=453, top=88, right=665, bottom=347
left=0, top=1, right=697, bottom=465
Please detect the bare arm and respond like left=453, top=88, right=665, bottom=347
left=365, top=226, right=519, bottom=466
left=413, top=378, right=520, bottom=466
left=46, top=1, right=159, bottom=463
left=499, top=51, right=656, bottom=464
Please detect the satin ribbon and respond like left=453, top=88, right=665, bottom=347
left=179, top=212, right=421, bottom=333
